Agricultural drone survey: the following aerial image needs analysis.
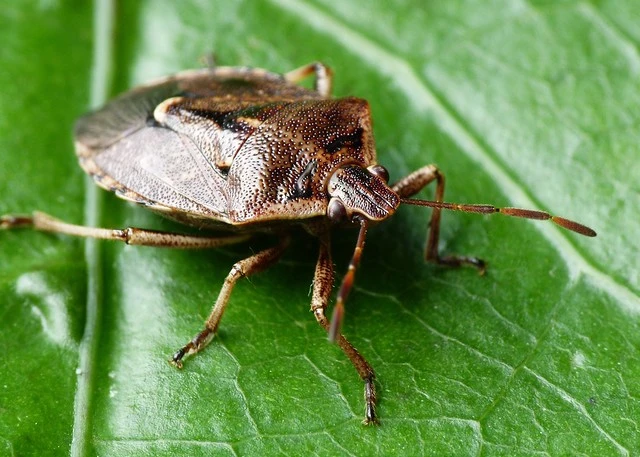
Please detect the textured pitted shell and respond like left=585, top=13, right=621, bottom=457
left=74, top=66, right=381, bottom=231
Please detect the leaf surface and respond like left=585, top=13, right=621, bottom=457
left=1, top=1, right=638, bottom=456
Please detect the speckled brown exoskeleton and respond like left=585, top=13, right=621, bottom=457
left=0, top=62, right=596, bottom=424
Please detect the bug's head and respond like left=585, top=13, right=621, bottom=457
left=324, top=163, right=596, bottom=346
left=326, top=164, right=400, bottom=225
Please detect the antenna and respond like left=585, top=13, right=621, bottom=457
left=400, top=199, right=597, bottom=237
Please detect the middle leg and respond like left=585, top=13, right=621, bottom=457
left=285, top=62, right=333, bottom=97
left=1, top=211, right=251, bottom=248
left=171, top=234, right=291, bottom=368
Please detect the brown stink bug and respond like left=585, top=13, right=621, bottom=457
left=0, top=62, right=596, bottom=425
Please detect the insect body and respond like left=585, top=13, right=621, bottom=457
left=1, top=62, right=596, bottom=425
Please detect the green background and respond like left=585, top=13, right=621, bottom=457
left=1, top=1, right=638, bottom=456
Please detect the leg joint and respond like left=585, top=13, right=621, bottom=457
left=229, top=263, right=244, bottom=280
left=112, top=228, right=130, bottom=244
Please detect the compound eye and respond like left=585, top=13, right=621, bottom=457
left=368, top=164, right=389, bottom=183
left=327, top=198, right=347, bottom=223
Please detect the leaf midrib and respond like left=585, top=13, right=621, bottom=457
left=70, top=1, right=115, bottom=456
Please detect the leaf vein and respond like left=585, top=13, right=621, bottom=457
left=523, top=366, right=630, bottom=456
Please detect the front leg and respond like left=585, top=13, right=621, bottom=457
left=392, top=165, right=486, bottom=273
left=310, top=233, right=378, bottom=425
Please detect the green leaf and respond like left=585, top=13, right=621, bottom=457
left=1, top=1, right=638, bottom=456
